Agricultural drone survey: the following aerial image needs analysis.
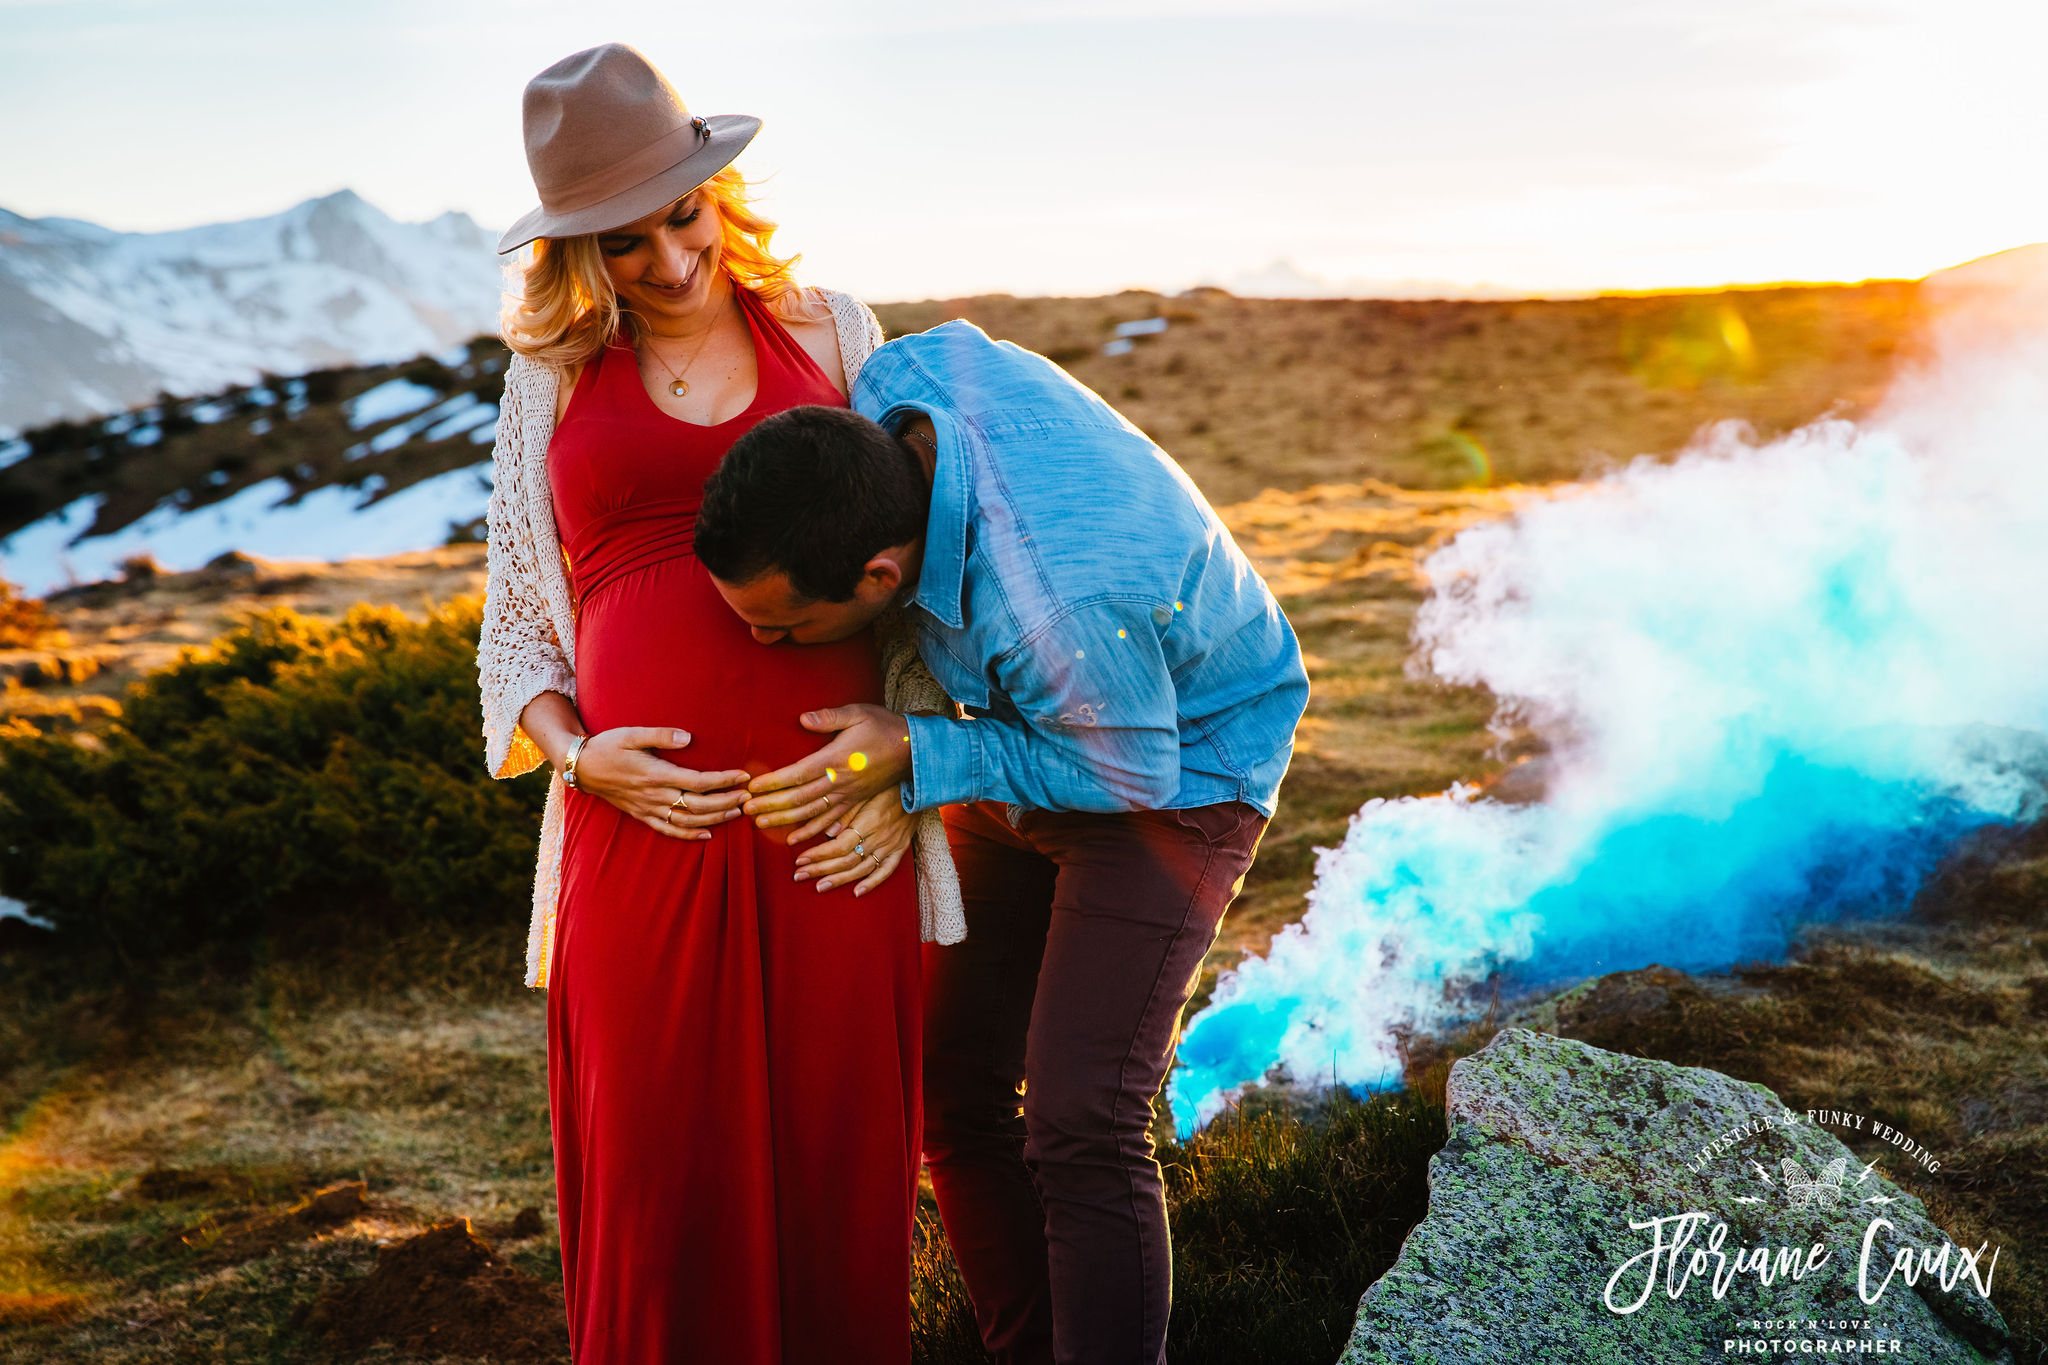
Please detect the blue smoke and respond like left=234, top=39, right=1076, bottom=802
left=1173, top=330, right=2048, bottom=1135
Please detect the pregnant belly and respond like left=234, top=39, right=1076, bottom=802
left=573, top=556, right=887, bottom=779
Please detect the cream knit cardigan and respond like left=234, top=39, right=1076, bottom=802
left=478, top=286, right=965, bottom=988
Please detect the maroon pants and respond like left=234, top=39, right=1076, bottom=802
left=922, top=799, right=1268, bottom=1365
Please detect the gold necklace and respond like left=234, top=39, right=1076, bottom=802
left=645, top=293, right=728, bottom=398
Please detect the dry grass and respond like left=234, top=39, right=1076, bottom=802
left=8, top=907, right=2039, bottom=1361
left=0, top=546, right=487, bottom=724
left=1, top=921, right=1452, bottom=1365
left=0, top=929, right=561, bottom=1362
left=874, top=283, right=1923, bottom=503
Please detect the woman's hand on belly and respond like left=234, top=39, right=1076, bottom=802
left=790, top=784, right=915, bottom=896
left=575, top=727, right=753, bottom=841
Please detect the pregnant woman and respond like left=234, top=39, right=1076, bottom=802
left=475, top=44, right=960, bottom=1362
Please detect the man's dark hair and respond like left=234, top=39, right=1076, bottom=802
left=696, top=405, right=929, bottom=602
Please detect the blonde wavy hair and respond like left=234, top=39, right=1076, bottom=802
left=500, top=165, right=818, bottom=371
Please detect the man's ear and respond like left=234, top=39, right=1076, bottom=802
left=860, top=554, right=906, bottom=598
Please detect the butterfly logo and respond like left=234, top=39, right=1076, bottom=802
left=1780, top=1157, right=1849, bottom=1211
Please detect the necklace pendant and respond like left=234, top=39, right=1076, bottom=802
left=669, top=378, right=690, bottom=398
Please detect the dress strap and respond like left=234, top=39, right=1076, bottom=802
left=736, top=285, right=842, bottom=397
left=560, top=336, right=627, bottom=428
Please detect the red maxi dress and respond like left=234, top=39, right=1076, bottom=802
left=543, top=284, right=922, bottom=1363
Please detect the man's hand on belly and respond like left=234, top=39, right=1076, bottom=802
left=743, top=703, right=910, bottom=828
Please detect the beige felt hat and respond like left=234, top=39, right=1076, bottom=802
left=496, top=43, right=760, bottom=255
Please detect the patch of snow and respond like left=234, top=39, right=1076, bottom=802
left=469, top=420, right=496, bottom=445
left=436, top=342, right=474, bottom=368
left=1113, top=317, right=1168, bottom=338
left=368, top=424, right=415, bottom=456
left=346, top=392, right=493, bottom=457
left=102, top=412, right=137, bottom=436
left=0, top=437, right=28, bottom=470
left=423, top=394, right=494, bottom=441
left=247, top=386, right=277, bottom=407
left=344, top=378, right=441, bottom=430
left=0, top=464, right=495, bottom=594
left=0, top=895, right=55, bottom=932
left=189, top=399, right=233, bottom=423
left=0, top=493, right=101, bottom=593
left=126, top=424, right=162, bottom=446
left=1101, top=338, right=1135, bottom=357
left=249, top=417, right=272, bottom=436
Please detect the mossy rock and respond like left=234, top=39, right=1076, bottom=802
left=1342, top=1029, right=2011, bottom=1363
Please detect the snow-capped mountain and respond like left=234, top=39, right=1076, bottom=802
left=0, top=191, right=504, bottom=433
left=0, top=351, right=509, bottom=597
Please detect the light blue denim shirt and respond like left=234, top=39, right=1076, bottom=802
left=853, top=321, right=1309, bottom=817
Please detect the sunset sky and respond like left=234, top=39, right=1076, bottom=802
left=3, top=0, right=2043, bottom=301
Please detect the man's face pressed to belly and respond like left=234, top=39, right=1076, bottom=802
left=710, top=566, right=896, bottom=646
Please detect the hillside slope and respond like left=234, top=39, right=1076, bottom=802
left=0, top=282, right=1924, bottom=595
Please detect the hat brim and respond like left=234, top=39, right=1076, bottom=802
left=495, top=113, right=762, bottom=255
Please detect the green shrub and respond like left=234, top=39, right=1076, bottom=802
left=0, top=600, right=544, bottom=969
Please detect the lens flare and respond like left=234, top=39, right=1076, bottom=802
left=1446, top=429, right=1493, bottom=486
left=1719, top=303, right=1758, bottom=371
